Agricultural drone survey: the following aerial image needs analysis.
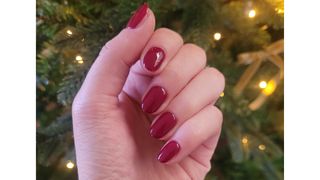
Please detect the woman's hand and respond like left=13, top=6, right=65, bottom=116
left=72, top=3, right=225, bottom=180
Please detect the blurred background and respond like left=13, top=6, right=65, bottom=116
left=36, top=0, right=283, bottom=179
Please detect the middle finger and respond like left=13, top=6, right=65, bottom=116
left=141, top=43, right=207, bottom=114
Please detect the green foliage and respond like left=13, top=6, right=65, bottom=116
left=37, top=0, right=284, bottom=179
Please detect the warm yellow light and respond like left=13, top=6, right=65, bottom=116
left=260, top=25, right=268, bottom=31
left=248, top=9, right=256, bottom=18
left=259, top=81, right=267, bottom=89
left=275, top=8, right=284, bottom=14
left=75, top=55, right=83, bottom=61
left=258, top=144, right=266, bottom=151
left=66, top=161, right=75, bottom=169
left=262, top=80, right=276, bottom=96
left=242, top=137, right=248, bottom=144
left=220, top=92, right=224, bottom=97
left=66, top=29, right=73, bottom=35
left=78, top=60, right=84, bottom=64
left=213, top=32, right=222, bottom=41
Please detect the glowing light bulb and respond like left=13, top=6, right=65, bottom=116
left=259, top=81, right=267, bottom=89
left=263, top=80, right=276, bottom=96
left=258, top=144, right=266, bottom=151
left=66, top=161, right=75, bottom=169
left=220, top=92, right=224, bottom=97
left=75, top=55, right=83, bottom=61
left=66, top=30, right=73, bottom=35
left=242, top=137, right=248, bottom=144
left=78, top=60, right=84, bottom=64
left=248, top=9, right=256, bottom=18
left=275, top=8, right=284, bottom=14
left=260, top=25, right=268, bottom=30
left=213, top=32, right=222, bottom=41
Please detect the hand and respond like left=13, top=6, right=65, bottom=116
left=72, top=3, right=225, bottom=180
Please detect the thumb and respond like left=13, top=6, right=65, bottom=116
left=77, top=3, right=155, bottom=100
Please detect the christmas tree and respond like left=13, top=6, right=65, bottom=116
left=36, top=0, right=284, bottom=179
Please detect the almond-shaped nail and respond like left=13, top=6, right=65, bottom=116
left=157, top=141, right=180, bottom=163
left=141, top=86, right=167, bottom=113
left=126, top=3, right=148, bottom=28
left=143, top=47, right=165, bottom=72
left=150, top=112, right=177, bottom=139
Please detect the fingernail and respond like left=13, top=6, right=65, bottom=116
left=142, top=86, right=167, bottom=113
left=157, top=141, right=180, bottom=163
left=150, top=112, right=177, bottom=139
left=126, top=3, right=149, bottom=28
left=143, top=47, right=166, bottom=72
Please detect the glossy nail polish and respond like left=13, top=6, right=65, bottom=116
left=157, top=141, right=180, bottom=163
left=141, top=86, right=167, bottom=113
left=150, top=112, right=177, bottom=139
left=143, top=47, right=165, bottom=72
left=126, top=3, right=149, bottom=28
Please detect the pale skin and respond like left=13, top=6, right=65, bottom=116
left=72, top=7, right=225, bottom=180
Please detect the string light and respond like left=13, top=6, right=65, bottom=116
left=75, top=55, right=83, bottom=61
left=260, top=25, right=268, bottom=31
left=75, top=55, right=84, bottom=64
left=259, top=81, right=267, bottom=89
left=66, top=161, right=75, bottom=169
left=66, top=29, right=73, bottom=35
left=241, top=137, right=248, bottom=144
left=248, top=9, right=256, bottom=18
left=258, top=144, right=266, bottom=151
left=262, top=80, right=276, bottom=96
left=275, top=8, right=284, bottom=14
left=220, top=92, right=224, bottom=97
left=213, top=32, right=222, bottom=41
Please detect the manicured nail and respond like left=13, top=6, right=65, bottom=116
left=141, top=86, right=167, bottom=113
left=157, top=141, right=180, bottom=163
left=143, top=47, right=165, bottom=72
left=126, top=3, right=149, bottom=28
left=150, top=112, right=177, bottom=139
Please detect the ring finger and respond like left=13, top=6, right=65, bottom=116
left=149, top=67, right=225, bottom=139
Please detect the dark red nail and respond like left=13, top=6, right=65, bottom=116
left=150, top=112, right=177, bottom=139
left=157, top=141, right=180, bottom=163
left=142, top=86, right=167, bottom=113
left=126, top=3, right=148, bottom=28
left=143, top=47, right=165, bottom=72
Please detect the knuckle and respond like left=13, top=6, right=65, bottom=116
left=155, top=28, right=184, bottom=43
left=182, top=43, right=207, bottom=68
left=210, top=106, right=223, bottom=126
left=205, top=67, right=220, bottom=76
left=205, top=67, right=225, bottom=90
left=184, top=43, right=207, bottom=59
